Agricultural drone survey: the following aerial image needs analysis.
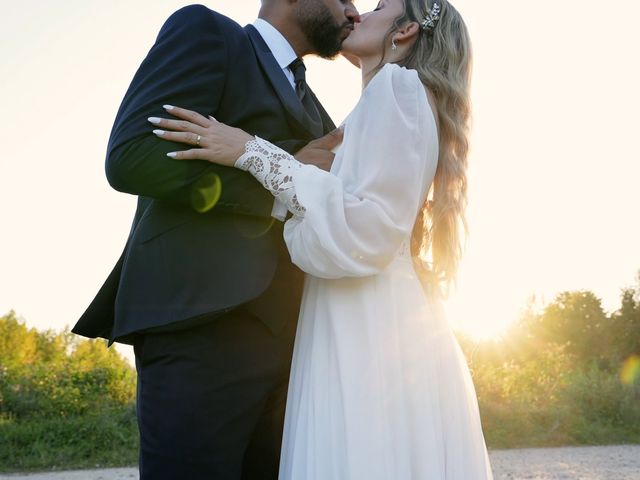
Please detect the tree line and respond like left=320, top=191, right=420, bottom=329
left=0, top=275, right=639, bottom=470
left=458, top=275, right=640, bottom=447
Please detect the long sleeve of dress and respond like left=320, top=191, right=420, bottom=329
left=238, top=64, right=439, bottom=278
left=235, top=136, right=307, bottom=217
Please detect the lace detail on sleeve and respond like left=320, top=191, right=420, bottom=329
left=234, top=136, right=306, bottom=217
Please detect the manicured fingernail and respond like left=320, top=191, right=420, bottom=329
left=153, top=129, right=165, bottom=136
left=167, top=152, right=177, bottom=158
left=163, top=105, right=174, bottom=111
left=148, top=117, right=161, bottom=124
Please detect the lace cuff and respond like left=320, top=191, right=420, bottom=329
left=234, top=136, right=306, bottom=217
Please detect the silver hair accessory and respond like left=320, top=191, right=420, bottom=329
left=421, top=2, right=441, bottom=32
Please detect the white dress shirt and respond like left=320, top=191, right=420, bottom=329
left=252, top=18, right=300, bottom=221
left=252, top=18, right=298, bottom=90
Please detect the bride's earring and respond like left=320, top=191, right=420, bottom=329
left=391, top=38, right=398, bottom=51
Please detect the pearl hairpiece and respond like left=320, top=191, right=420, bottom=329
left=421, top=2, right=441, bottom=32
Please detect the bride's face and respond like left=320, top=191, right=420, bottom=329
left=341, top=0, right=406, bottom=61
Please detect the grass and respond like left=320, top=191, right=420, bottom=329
left=474, top=359, right=640, bottom=449
left=0, top=407, right=138, bottom=473
left=2, top=369, right=639, bottom=472
left=1, top=309, right=639, bottom=472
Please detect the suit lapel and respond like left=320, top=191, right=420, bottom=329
left=245, top=25, right=310, bottom=134
left=307, top=86, right=336, bottom=133
left=245, top=25, right=333, bottom=137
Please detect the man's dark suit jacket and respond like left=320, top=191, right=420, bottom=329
left=72, top=5, right=335, bottom=344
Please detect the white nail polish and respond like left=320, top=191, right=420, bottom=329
left=153, top=129, right=165, bottom=136
left=163, top=105, right=174, bottom=110
left=167, top=152, right=177, bottom=158
left=148, top=117, right=161, bottom=124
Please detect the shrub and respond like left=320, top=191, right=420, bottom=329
left=0, top=312, right=137, bottom=472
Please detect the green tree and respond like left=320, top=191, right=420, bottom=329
left=609, top=278, right=640, bottom=362
left=0, top=311, right=39, bottom=368
left=532, top=291, right=610, bottom=363
left=0, top=312, right=135, bottom=419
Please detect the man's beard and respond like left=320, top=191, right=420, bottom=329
left=298, top=2, right=350, bottom=59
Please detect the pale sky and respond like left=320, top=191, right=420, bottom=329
left=2, top=1, right=639, bottom=363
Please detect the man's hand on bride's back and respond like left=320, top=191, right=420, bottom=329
left=295, top=127, right=344, bottom=172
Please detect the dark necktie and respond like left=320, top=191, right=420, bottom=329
left=288, top=58, right=322, bottom=134
left=289, top=58, right=309, bottom=101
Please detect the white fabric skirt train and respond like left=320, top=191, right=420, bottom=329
left=278, top=251, right=493, bottom=479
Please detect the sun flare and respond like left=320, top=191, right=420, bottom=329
left=445, top=293, right=521, bottom=341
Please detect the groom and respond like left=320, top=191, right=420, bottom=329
left=72, top=1, right=359, bottom=479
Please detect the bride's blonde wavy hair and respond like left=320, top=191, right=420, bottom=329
left=385, top=0, right=472, bottom=294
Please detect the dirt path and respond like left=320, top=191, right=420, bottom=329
left=490, top=445, right=640, bottom=479
left=1, top=445, right=639, bottom=479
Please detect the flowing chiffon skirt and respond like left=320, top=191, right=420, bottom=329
left=278, top=251, right=493, bottom=479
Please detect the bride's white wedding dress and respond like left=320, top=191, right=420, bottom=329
left=236, top=63, right=493, bottom=479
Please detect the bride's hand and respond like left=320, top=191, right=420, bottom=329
left=148, top=105, right=253, bottom=166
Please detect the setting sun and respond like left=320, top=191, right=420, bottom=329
left=2, top=0, right=639, bottom=347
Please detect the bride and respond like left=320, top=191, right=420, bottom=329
left=150, top=0, right=493, bottom=477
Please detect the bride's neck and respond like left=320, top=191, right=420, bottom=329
left=359, top=55, right=395, bottom=90
left=359, top=58, right=379, bottom=90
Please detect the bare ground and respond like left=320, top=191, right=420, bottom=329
left=1, top=445, right=639, bottom=480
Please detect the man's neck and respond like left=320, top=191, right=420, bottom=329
left=258, top=10, right=311, bottom=57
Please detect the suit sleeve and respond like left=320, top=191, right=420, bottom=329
left=105, top=6, right=273, bottom=216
